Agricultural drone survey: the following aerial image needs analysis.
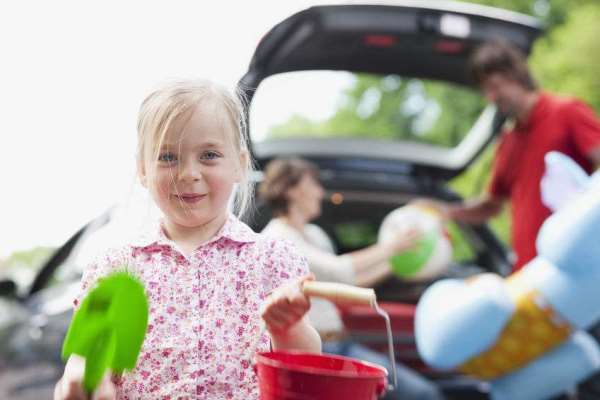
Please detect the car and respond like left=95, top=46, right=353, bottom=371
left=239, top=1, right=542, bottom=398
left=0, top=2, right=543, bottom=399
left=0, top=210, right=111, bottom=400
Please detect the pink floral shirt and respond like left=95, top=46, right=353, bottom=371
left=75, top=214, right=308, bottom=399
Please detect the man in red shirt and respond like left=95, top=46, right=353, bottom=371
left=423, top=39, right=600, bottom=273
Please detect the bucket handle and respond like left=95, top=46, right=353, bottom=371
left=302, top=281, right=397, bottom=392
left=302, top=281, right=376, bottom=307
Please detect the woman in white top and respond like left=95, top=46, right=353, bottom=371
left=260, top=157, right=444, bottom=400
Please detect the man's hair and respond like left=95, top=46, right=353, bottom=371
left=469, top=39, right=537, bottom=90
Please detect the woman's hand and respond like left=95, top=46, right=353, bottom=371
left=54, top=355, right=116, bottom=400
left=387, top=226, right=422, bottom=254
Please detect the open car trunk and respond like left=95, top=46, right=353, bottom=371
left=240, top=1, right=543, bottom=179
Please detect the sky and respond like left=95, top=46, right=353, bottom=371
left=0, top=0, right=345, bottom=258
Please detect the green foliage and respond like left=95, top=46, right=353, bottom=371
left=445, top=222, right=476, bottom=262
left=465, top=0, right=534, bottom=16
left=448, top=142, right=511, bottom=246
left=334, top=221, right=378, bottom=249
left=466, top=0, right=596, bottom=28
left=531, top=3, right=600, bottom=110
left=269, top=114, right=323, bottom=137
left=421, top=82, right=486, bottom=147
left=268, top=74, right=484, bottom=149
left=2, top=246, right=54, bottom=271
left=450, top=144, right=495, bottom=198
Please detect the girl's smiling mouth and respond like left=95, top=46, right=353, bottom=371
left=174, top=193, right=206, bottom=203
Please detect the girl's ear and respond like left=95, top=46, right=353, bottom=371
left=138, top=161, right=148, bottom=188
left=236, top=150, right=249, bottom=183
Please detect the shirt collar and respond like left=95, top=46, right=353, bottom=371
left=131, top=213, right=258, bottom=251
left=215, top=213, right=259, bottom=244
left=515, top=91, right=549, bottom=131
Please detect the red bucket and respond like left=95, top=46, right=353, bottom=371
left=255, top=351, right=388, bottom=400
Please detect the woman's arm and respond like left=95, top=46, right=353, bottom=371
left=348, top=228, right=420, bottom=287
left=297, top=226, right=419, bottom=288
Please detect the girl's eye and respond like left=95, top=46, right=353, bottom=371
left=201, top=151, right=221, bottom=161
left=158, top=152, right=176, bottom=163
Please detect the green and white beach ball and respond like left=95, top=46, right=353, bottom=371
left=378, top=205, right=452, bottom=280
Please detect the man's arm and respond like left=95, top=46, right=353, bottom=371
left=447, top=194, right=505, bottom=224
left=415, top=194, right=505, bottom=225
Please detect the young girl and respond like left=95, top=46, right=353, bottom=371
left=54, top=80, right=320, bottom=400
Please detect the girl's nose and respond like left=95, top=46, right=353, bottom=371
left=179, top=160, right=202, bottom=182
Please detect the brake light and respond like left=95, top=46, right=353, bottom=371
left=363, top=34, right=396, bottom=48
left=434, top=39, right=465, bottom=55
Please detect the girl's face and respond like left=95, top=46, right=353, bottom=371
left=142, top=103, right=245, bottom=232
left=287, top=172, right=324, bottom=221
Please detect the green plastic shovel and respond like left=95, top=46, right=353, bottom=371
left=61, top=271, right=149, bottom=393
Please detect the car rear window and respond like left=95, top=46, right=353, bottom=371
left=250, top=70, right=485, bottom=149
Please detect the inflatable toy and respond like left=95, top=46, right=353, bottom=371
left=415, top=152, right=600, bottom=400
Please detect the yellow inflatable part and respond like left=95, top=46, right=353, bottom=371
left=459, top=273, right=572, bottom=379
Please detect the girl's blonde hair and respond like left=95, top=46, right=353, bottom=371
left=136, top=79, right=254, bottom=218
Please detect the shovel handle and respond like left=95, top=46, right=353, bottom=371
left=302, top=281, right=376, bottom=307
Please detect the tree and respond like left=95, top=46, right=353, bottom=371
left=531, top=3, right=600, bottom=110
left=269, top=73, right=484, bottom=149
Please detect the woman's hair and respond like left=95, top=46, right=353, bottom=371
left=136, top=79, right=254, bottom=217
left=258, top=157, right=320, bottom=217
left=469, top=39, right=537, bottom=91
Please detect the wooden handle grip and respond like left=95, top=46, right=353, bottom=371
left=302, top=281, right=376, bottom=307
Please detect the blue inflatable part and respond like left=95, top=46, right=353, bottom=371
left=535, top=186, right=600, bottom=328
left=541, top=152, right=590, bottom=211
left=538, top=189, right=600, bottom=275
left=415, top=275, right=514, bottom=369
left=491, top=331, right=600, bottom=400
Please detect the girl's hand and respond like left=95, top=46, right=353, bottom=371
left=54, top=354, right=116, bottom=400
left=261, top=274, right=314, bottom=335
